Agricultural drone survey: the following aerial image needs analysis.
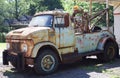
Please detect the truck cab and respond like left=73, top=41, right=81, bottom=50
left=3, top=10, right=119, bottom=75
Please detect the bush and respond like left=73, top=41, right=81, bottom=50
left=0, top=26, right=11, bottom=42
left=0, top=33, right=6, bottom=42
left=0, top=26, right=11, bottom=33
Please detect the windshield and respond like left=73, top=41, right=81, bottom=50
left=29, top=15, right=53, bottom=27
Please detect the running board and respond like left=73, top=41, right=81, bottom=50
left=61, top=50, right=103, bottom=63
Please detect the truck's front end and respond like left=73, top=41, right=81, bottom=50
left=3, top=10, right=75, bottom=74
left=3, top=13, right=54, bottom=71
left=4, top=37, right=34, bottom=70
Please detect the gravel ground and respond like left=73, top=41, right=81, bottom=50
left=0, top=50, right=120, bottom=78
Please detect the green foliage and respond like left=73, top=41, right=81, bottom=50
left=0, top=0, right=114, bottom=27
left=61, top=0, right=74, bottom=13
left=0, top=26, right=11, bottom=33
left=61, top=0, right=89, bottom=13
left=28, top=0, right=63, bottom=13
left=0, top=33, right=6, bottom=42
left=40, top=0, right=63, bottom=10
left=92, top=3, right=113, bottom=27
left=0, top=0, right=63, bottom=20
left=0, top=26, right=11, bottom=42
left=28, top=4, right=36, bottom=15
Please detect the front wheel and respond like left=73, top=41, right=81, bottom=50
left=34, top=49, right=59, bottom=75
left=97, top=42, right=116, bottom=62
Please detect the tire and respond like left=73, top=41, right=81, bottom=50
left=34, top=49, right=59, bottom=75
left=97, top=42, right=116, bottom=62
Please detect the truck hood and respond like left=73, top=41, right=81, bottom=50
left=6, top=27, right=50, bottom=39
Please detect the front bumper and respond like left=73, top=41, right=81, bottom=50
left=3, top=50, right=25, bottom=71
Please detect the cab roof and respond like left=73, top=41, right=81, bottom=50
left=34, top=10, right=68, bottom=17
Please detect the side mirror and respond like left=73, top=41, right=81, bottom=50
left=64, top=13, right=69, bottom=27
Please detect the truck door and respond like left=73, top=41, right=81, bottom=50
left=76, top=34, right=86, bottom=53
left=54, top=17, right=75, bottom=48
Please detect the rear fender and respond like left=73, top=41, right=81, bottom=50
left=97, top=37, right=115, bottom=50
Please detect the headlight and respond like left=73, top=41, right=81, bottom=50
left=21, top=43, right=28, bottom=52
left=6, top=43, right=10, bottom=49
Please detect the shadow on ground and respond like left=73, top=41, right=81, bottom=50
left=3, top=56, right=120, bottom=78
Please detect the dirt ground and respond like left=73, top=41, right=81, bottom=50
left=0, top=56, right=120, bottom=78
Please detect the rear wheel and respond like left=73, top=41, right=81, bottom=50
left=97, top=42, right=116, bottom=62
left=34, top=49, right=59, bottom=75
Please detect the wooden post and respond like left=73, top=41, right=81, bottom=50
left=106, top=0, right=109, bottom=30
left=89, top=0, right=92, bottom=16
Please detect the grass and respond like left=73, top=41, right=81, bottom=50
left=103, top=69, right=120, bottom=78
left=0, top=43, right=6, bottom=50
left=80, top=64, right=104, bottom=72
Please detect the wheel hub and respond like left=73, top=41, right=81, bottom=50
left=41, top=55, right=55, bottom=71
left=107, top=46, right=115, bottom=59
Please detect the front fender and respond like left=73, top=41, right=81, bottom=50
left=97, top=37, right=115, bottom=50
left=31, top=42, right=59, bottom=58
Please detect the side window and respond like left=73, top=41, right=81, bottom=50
left=55, top=17, right=64, bottom=27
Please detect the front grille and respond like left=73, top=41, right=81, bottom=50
left=11, top=42, right=21, bottom=53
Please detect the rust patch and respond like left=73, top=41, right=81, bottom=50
left=48, top=29, right=56, bottom=44
left=24, top=40, right=34, bottom=57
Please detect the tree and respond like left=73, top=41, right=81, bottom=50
left=61, top=0, right=74, bottom=13
left=92, top=3, right=113, bottom=26
left=41, top=0, right=63, bottom=10
left=15, top=0, right=18, bottom=19
left=0, top=0, right=113, bottom=27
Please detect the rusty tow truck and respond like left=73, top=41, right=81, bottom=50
left=3, top=8, right=119, bottom=75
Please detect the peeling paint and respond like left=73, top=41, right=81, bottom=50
left=75, top=31, right=114, bottom=53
